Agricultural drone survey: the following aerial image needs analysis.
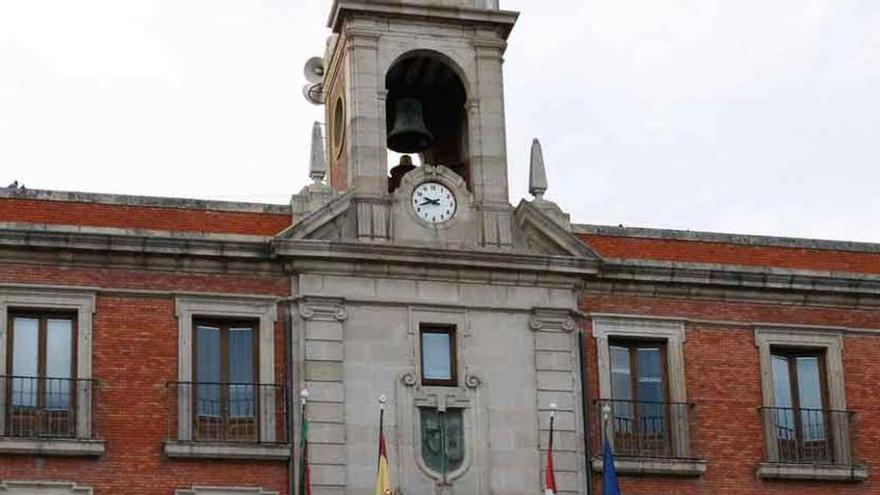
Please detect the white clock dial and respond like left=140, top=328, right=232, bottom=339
left=411, top=182, right=457, bottom=224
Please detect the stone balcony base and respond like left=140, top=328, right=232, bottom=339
left=0, top=437, right=105, bottom=456
left=757, top=462, right=868, bottom=482
left=592, top=456, right=707, bottom=477
left=163, top=441, right=291, bottom=460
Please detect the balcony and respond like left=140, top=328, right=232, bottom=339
left=0, top=375, right=104, bottom=456
left=758, top=406, right=867, bottom=481
left=592, top=399, right=706, bottom=477
left=163, top=382, right=291, bottom=460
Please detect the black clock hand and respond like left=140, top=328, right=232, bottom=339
left=420, top=198, right=441, bottom=206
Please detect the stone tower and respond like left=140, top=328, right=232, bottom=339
left=286, top=2, right=593, bottom=495
left=319, top=0, right=519, bottom=247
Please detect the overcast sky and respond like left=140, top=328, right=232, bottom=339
left=2, top=0, right=878, bottom=242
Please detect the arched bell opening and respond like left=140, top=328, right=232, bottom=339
left=385, top=52, right=469, bottom=193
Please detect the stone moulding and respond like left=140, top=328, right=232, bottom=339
left=163, top=441, right=291, bottom=461
left=0, top=438, right=105, bottom=457
left=529, top=308, right=577, bottom=332
left=175, top=486, right=279, bottom=495
left=756, top=462, right=868, bottom=482
left=298, top=297, right=348, bottom=321
left=0, top=480, right=93, bottom=494
left=591, top=457, right=707, bottom=477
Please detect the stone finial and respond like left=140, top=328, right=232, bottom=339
left=529, top=138, right=548, bottom=201
left=309, top=121, right=327, bottom=184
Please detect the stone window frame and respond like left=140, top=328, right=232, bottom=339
left=401, top=307, right=481, bottom=484
left=753, top=327, right=866, bottom=480
left=171, top=296, right=278, bottom=448
left=0, top=287, right=103, bottom=456
left=0, top=480, right=93, bottom=494
left=591, top=316, right=705, bottom=476
left=175, top=487, right=278, bottom=495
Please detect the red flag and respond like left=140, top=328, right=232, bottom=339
left=545, top=415, right=557, bottom=495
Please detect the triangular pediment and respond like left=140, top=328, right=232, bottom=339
left=514, top=200, right=600, bottom=258
left=279, top=190, right=355, bottom=241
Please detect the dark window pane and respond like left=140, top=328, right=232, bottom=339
left=610, top=345, right=631, bottom=402
left=637, top=381, right=663, bottom=404
left=228, top=327, right=255, bottom=417
left=11, top=317, right=39, bottom=407
left=422, top=332, right=452, bottom=380
left=771, top=355, right=793, bottom=408
left=196, top=325, right=221, bottom=417
left=796, top=356, right=825, bottom=441
left=45, top=319, right=73, bottom=410
left=636, top=347, right=663, bottom=403
left=771, top=355, right=795, bottom=440
left=637, top=347, right=662, bottom=379
left=796, top=356, right=823, bottom=410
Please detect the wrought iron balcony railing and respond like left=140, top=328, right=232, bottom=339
left=1, top=375, right=98, bottom=440
left=595, top=399, right=695, bottom=459
left=165, top=382, right=288, bottom=444
left=760, top=406, right=854, bottom=465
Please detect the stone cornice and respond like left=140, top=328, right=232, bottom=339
left=273, top=238, right=599, bottom=278
left=599, top=257, right=880, bottom=296
left=0, top=222, right=272, bottom=259
left=575, top=223, right=880, bottom=254
left=6, top=222, right=880, bottom=300
left=0, top=187, right=289, bottom=214
left=329, top=1, right=519, bottom=37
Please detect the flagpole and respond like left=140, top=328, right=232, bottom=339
left=545, top=402, right=558, bottom=495
left=378, top=394, right=386, bottom=464
left=375, top=394, right=392, bottom=495
left=299, top=388, right=310, bottom=495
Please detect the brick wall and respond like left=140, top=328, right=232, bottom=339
left=0, top=263, right=291, bottom=494
left=581, top=293, right=880, bottom=495
left=579, top=234, right=880, bottom=274
left=0, top=198, right=291, bottom=236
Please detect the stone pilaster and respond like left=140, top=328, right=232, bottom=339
left=530, top=308, right=583, bottom=495
left=299, top=297, right=348, bottom=495
left=344, top=23, right=386, bottom=196
left=470, top=39, right=510, bottom=205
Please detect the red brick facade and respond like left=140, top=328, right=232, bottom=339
left=582, top=293, right=880, bottom=494
left=0, top=260, right=291, bottom=494
left=3, top=192, right=880, bottom=494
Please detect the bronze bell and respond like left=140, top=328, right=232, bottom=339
left=388, top=97, right=434, bottom=153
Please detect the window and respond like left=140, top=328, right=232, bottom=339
left=420, top=325, right=456, bottom=387
left=170, top=296, right=283, bottom=456
left=754, top=328, right=864, bottom=480
left=6, top=312, right=76, bottom=438
left=593, top=317, right=699, bottom=470
left=193, top=319, right=258, bottom=442
left=768, top=349, right=831, bottom=463
left=608, top=339, right=671, bottom=457
left=0, top=289, right=99, bottom=454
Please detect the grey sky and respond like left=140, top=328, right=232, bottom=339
left=2, top=0, right=878, bottom=241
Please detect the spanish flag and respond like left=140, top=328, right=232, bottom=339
left=375, top=406, right=393, bottom=495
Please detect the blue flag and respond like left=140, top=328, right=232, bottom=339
left=602, top=438, right=621, bottom=495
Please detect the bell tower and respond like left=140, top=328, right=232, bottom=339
left=320, top=0, right=518, bottom=246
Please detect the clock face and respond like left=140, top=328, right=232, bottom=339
left=411, top=182, right=457, bottom=224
